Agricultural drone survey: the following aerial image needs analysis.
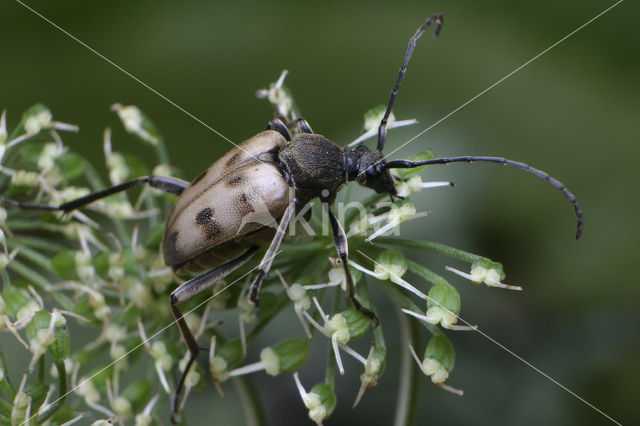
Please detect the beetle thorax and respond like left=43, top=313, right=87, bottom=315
left=277, top=133, right=348, bottom=202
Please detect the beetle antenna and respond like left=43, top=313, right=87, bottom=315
left=384, top=156, right=583, bottom=239
left=377, top=14, right=443, bottom=153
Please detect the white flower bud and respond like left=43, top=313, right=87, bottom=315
left=24, top=109, right=52, bottom=134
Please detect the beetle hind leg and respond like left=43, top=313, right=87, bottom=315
left=169, top=246, right=259, bottom=423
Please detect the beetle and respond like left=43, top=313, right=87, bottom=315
left=1, top=13, right=583, bottom=421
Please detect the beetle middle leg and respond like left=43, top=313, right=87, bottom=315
left=170, top=245, right=259, bottom=423
left=325, top=204, right=379, bottom=324
left=248, top=201, right=296, bottom=307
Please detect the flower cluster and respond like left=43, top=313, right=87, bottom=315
left=0, top=75, right=523, bottom=425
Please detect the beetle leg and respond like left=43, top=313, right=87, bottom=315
left=296, top=119, right=313, bottom=134
left=0, top=175, right=189, bottom=213
left=248, top=202, right=296, bottom=307
left=169, top=245, right=259, bottom=423
left=266, top=119, right=292, bottom=141
left=325, top=205, right=379, bottom=325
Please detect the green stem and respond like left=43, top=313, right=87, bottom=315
left=406, top=260, right=452, bottom=289
left=232, top=376, right=264, bottom=426
left=6, top=243, right=51, bottom=271
left=374, top=237, right=490, bottom=264
left=0, top=270, right=10, bottom=289
left=14, top=236, right=69, bottom=253
left=37, top=356, right=45, bottom=383
left=0, top=344, right=15, bottom=398
left=376, top=279, right=439, bottom=336
left=7, top=260, right=73, bottom=311
left=0, top=397, right=11, bottom=418
left=36, top=360, right=67, bottom=423
left=393, top=307, right=413, bottom=426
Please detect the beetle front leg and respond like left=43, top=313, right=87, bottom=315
left=169, top=246, right=258, bottom=423
left=248, top=202, right=296, bottom=307
left=325, top=205, right=379, bottom=325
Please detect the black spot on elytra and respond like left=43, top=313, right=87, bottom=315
left=226, top=151, right=242, bottom=167
left=195, top=207, right=222, bottom=240
left=191, top=169, right=208, bottom=185
left=227, top=175, right=243, bottom=186
left=195, top=207, right=214, bottom=225
left=237, top=193, right=253, bottom=216
left=163, top=231, right=180, bottom=265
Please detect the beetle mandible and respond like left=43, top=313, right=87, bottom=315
left=1, top=13, right=584, bottom=421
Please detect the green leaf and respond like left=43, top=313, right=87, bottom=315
left=55, top=152, right=86, bottom=181
left=425, top=334, right=455, bottom=373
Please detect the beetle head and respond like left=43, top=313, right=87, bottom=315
left=347, top=145, right=397, bottom=196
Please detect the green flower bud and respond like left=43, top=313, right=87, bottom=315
left=111, top=395, right=133, bottom=420
left=374, top=251, right=408, bottom=283
left=121, top=380, right=152, bottom=413
left=2, top=288, right=29, bottom=318
left=427, top=282, right=461, bottom=315
left=23, top=104, right=52, bottom=134
left=425, top=334, right=455, bottom=374
left=338, top=308, right=370, bottom=341
left=308, top=383, right=337, bottom=423
left=260, top=339, right=310, bottom=376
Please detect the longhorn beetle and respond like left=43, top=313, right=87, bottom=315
left=1, top=14, right=583, bottom=421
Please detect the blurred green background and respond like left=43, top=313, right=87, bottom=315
left=1, top=0, right=638, bottom=424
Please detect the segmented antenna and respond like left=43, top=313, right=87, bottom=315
left=377, top=14, right=443, bottom=152
left=384, top=156, right=583, bottom=239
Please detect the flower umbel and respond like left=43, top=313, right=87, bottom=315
left=0, top=73, right=543, bottom=424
